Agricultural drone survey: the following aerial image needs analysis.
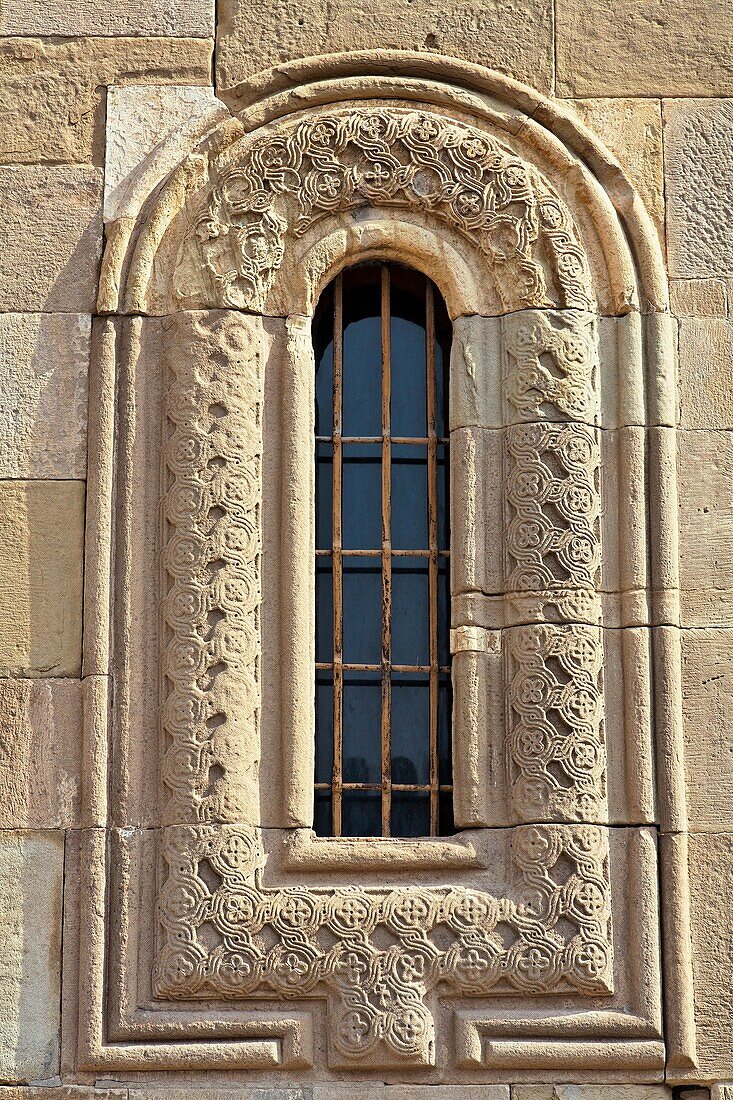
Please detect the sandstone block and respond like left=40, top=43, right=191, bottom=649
left=569, top=98, right=664, bottom=245
left=513, top=1089, right=671, bottom=1100
left=0, top=482, right=85, bottom=677
left=0, top=0, right=214, bottom=36
left=0, top=167, right=102, bottom=312
left=678, top=430, right=733, bottom=626
left=556, top=0, right=733, bottom=96
left=687, top=832, right=733, bottom=1078
left=0, top=37, right=213, bottom=166
left=670, top=278, right=728, bottom=318
left=215, top=0, right=553, bottom=94
left=678, top=318, right=733, bottom=429
left=665, top=99, right=733, bottom=279
left=105, top=85, right=229, bottom=222
left=0, top=314, right=89, bottom=478
left=681, top=629, right=733, bottom=831
left=0, top=680, right=83, bottom=829
left=0, top=832, right=63, bottom=1082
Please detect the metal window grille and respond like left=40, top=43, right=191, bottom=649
left=313, top=263, right=453, bottom=838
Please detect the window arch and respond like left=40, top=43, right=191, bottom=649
left=312, top=262, right=453, bottom=838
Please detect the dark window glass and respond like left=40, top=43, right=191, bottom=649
left=313, top=262, right=452, bottom=838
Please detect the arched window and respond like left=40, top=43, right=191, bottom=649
left=312, top=262, right=453, bottom=839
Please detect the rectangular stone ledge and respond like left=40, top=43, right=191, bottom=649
left=0, top=0, right=215, bottom=36
left=0, top=679, right=83, bottom=829
left=0, top=167, right=102, bottom=312
left=214, top=0, right=554, bottom=94
left=0, top=314, right=90, bottom=479
left=0, top=481, right=85, bottom=677
left=0, top=831, right=63, bottom=1084
left=0, top=38, right=214, bottom=167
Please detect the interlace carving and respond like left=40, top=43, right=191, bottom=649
left=178, top=108, right=595, bottom=314
left=160, top=314, right=262, bottom=824
left=504, top=422, right=602, bottom=624
left=155, top=823, right=613, bottom=1067
left=506, top=625, right=606, bottom=823
left=503, top=310, right=599, bottom=423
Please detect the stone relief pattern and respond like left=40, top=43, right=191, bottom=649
left=506, top=625, right=606, bottom=823
left=503, top=310, right=599, bottom=424
left=160, top=316, right=263, bottom=824
left=155, top=823, right=613, bottom=1067
left=176, top=108, right=595, bottom=314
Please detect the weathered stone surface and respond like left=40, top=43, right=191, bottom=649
left=688, top=832, right=733, bottom=1078
left=556, top=0, right=733, bottom=96
left=0, top=314, right=89, bottom=478
left=0, top=167, right=102, bottom=312
left=0, top=832, right=63, bottom=1083
left=665, top=99, right=733, bottom=279
left=0, top=680, right=83, bottom=829
left=678, top=430, right=733, bottom=626
left=569, top=98, right=665, bottom=243
left=681, top=628, right=733, bottom=831
left=678, top=318, right=733, bottom=429
left=670, top=278, right=728, bottom=318
left=105, top=85, right=229, bottom=222
left=0, top=1092, right=124, bottom=1100
left=0, top=0, right=214, bottom=36
left=514, top=1089, right=671, bottom=1100
left=215, top=0, right=554, bottom=93
left=0, top=482, right=85, bottom=677
left=0, top=37, right=213, bottom=166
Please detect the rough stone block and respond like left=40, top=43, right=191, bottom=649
left=681, top=628, right=733, bottom=831
left=678, top=430, right=733, bottom=626
left=0, top=167, right=102, bottom=312
left=556, top=0, right=733, bottom=96
left=0, top=0, right=214, bottom=36
left=0, top=37, right=213, bottom=166
left=215, top=0, right=554, bottom=94
left=688, top=832, right=733, bottom=1078
left=0, top=679, right=83, bottom=829
left=0, top=832, right=63, bottom=1083
left=678, top=318, right=733, bottom=429
left=513, top=1089, right=671, bottom=1100
left=0, top=314, right=89, bottom=478
left=665, top=99, right=733, bottom=279
left=569, top=98, right=665, bottom=245
left=670, top=278, right=728, bottom=318
left=0, top=482, right=85, bottom=677
left=105, top=85, right=229, bottom=222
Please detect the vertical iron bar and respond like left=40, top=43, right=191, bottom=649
left=332, top=275, right=344, bottom=837
left=380, top=265, right=393, bottom=837
left=426, top=279, right=440, bottom=836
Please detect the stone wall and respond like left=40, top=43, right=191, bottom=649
left=0, top=1, right=731, bottom=1096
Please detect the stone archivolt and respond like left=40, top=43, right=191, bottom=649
left=156, top=823, right=613, bottom=1067
left=174, top=107, right=595, bottom=314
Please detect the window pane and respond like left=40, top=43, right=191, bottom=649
left=392, top=671, right=430, bottom=785
left=392, top=558, right=429, bottom=666
left=342, top=790, right=381, bottom=837
left=342, top=443, right=381, bottom=550
left=342, top=266, right=381, bottom=436
left=315, top=559, right=333, bottom=663
left=342, top=556, right=381, bottom=664
left=343, top=670, right=382, bottom=783
left=314, top=790, right=332, bottom=836
left=391, top=272, right=426, bottom=437
left=438, top=674, right=452, bottom=786
left=438, top=557, right=450, bottom=667
left=391, top=443, right=427, bottom=550
left=391, top=791, right=430, bottom=838
left=315, top=441, right=332, bottom=550
left=313, top=281, right=334, bottom=437
left=315, top=672, right=334, bottom=782
left=437, top=442, right=449, bottom=550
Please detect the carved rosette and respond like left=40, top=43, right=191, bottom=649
left=174, top=108, right=595, bottom=315
left=160, top=314, right=263, bottom=824
left=155, top=824, right=613, bottom=1066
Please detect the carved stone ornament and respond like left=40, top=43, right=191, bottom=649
left=173, top=107, right=595, bottom=315
left=80, top=58, right=692, bottom=1082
